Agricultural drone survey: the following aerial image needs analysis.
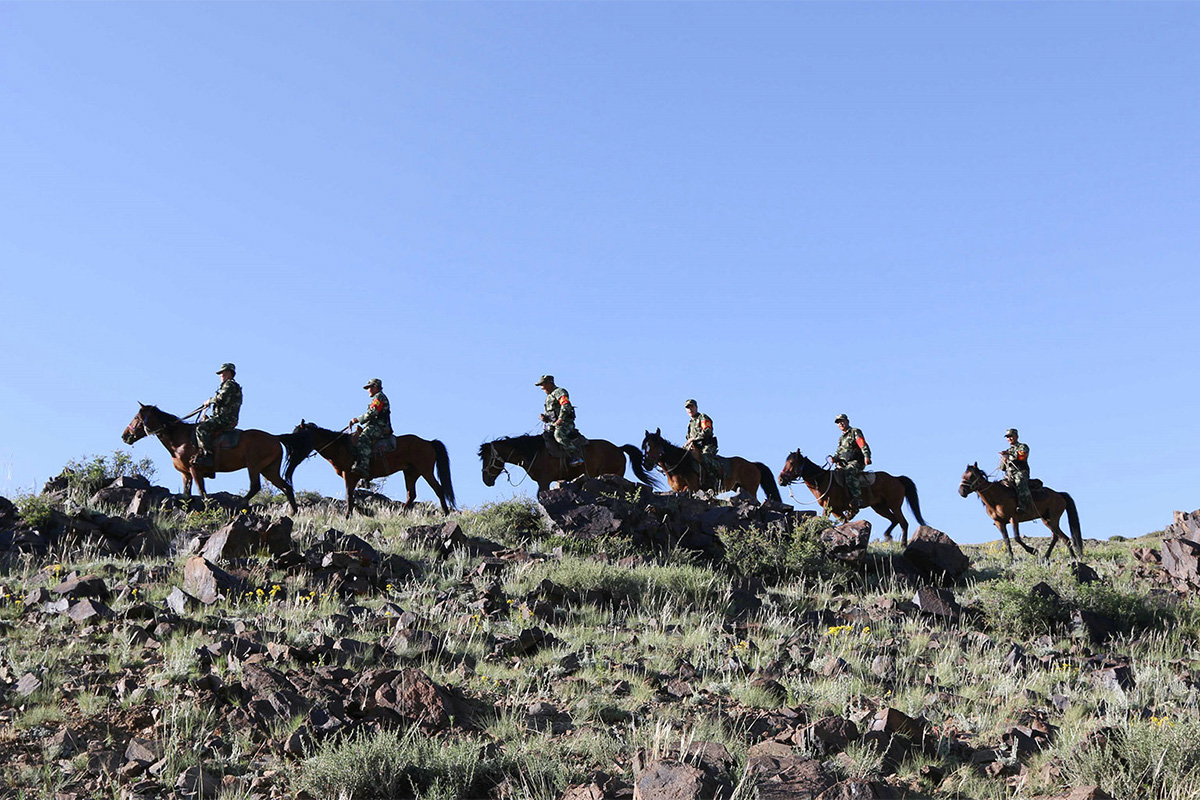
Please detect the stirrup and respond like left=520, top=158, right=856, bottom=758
left=568, top=457, right=584, bottom=467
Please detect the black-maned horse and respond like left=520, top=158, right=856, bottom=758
left=778, top=449, right=925, bottom=544
left=121, top=403, right=297, bottom=512
left=479, top=434, right=660, bottom=492
left=640, top=429, right=781, bottom=502
left=283, top=421, right=455, bottom=517
left=958, top=462, right=1083, bottom=560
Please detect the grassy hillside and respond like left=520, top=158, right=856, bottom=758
left=0, top=476, right=1195, bottom=800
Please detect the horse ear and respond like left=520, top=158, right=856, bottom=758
left=655, top=427, right=661, bottom=435
left=300, top=419, right=306, bottom=425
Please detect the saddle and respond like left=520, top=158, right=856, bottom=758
left=543, top=431, right=589, bottom=461
left=1001, top=477, right=1045, bottom=492
left=215, top=429, right=242, bottom=450
left=832, top=469, right=877, bottom=488
left=832, top=468, right=877, bottom=504
left=372, top=435, right=397, bottom=455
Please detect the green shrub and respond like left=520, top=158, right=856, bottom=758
left=62, top=450, right=155, bottom=500
left=1062, top=715, right=1200, bottom=799
left=977, top=579, right=1067, bottom=638
left=299, top=727, right=481, bottom=799
left=468, top=498, right=545, bottom=544
left=15, top=494, right=57, bottom=531
left=721, top=517, right=833, bottom=581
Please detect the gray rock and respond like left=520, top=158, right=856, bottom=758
left=633, top=760, right=709, bottom=800
left=912, top=587, right=961, bottom=620
left=820, top=520, right=872, bottom=564
left=181, top=556, right=240, bottom=604
left=903, top=526, right=970, bottom=583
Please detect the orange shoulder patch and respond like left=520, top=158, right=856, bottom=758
left=558, top=395, right=570, bottom=406
left=701, top=419, right=712, bottom=430
left=856, top=436, right=865, bottom=448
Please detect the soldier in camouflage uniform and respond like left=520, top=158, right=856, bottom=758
left=194, top=363, right=242, bottom=468
left=684, top=399, right=721, bottom=490
left=1000, top=428, right=1034, bottom=513
left=536, top=375, right=584, bottom=466
left=832, top=413, right=872, bottom=514
left=350, top=378, right=392, bottom=479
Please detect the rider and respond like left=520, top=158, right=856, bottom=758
left=536, top=375, right=584, bottom=466
left=832, top=413, right=871, bottom=515
left=350, top=378, right=392, bottom=479
left=684, top=399, right=720, bottom=489
left=1000, top=428, right=1034, bottom=513
left=194, top=363, right=242, bottom=468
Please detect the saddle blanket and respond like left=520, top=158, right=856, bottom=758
left=832, top=470, right=877, bottom=488
left=1001, top=477, right=1046, bottom=492
left=215, top=429, right=242, bottom=449
left=544, top=432, right=589, bottom=461
left=372, top=435, right=397, bottom=455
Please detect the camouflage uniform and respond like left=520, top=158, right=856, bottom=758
left=685, top=409, right=720, bottom=489
left=1002, top=435, right=1034, bottom=512
left=195, top=373, right=242, bottom=458
left=543, top=386, right=583, bottom=462
left=353, top=385, right=392, bottom=478
left=833, top=421, right=871, bottom=509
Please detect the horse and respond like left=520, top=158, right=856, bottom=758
left=640, top=429, right=781, bottom=503
left=777, top=450, right=925, bottom=545
left=121, top=404, right=297, bottom=512
left=479, top=434, right=660, bottom=493
left=958, top=462, right=1083, bottom=560
left=282, top=421, right=455, bottom=518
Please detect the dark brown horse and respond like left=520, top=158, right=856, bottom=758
left=777, top=450, right=925, bottom=544
left=641, top=429, right=781, bottom=502
left=121, top=404, right=297, bottom=512
left=958, top=462, right=1083, bottom=560
left=282, top=421, right=455, bottom=518
left=479, top=435, right=660, bottom=493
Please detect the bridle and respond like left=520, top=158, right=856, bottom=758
left=959, top=468, right=989, bottom=496
left=483, top=443, right=534, bottom=488
left=780, top=451, right=833, bottom=506
left=644, top=436, right=694, bottom=475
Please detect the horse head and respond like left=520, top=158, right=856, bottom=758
left=778, top=449, right=807, bottom=486
left=958, top=462, right=986, bottom=497
left=641, top=429, right=664, bottom=470
left=121, top=403, right=158, bottom=444
left=479, top=441, right=504, bottom=487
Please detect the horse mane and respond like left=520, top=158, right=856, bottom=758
left=143, top=405, right=182, bottom=425
left=479, top=434, right=541, bottom=462
left=646, top=431, right=690, bottom=465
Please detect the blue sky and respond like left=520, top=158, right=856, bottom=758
left=2, top=3, right=1197, bottom=543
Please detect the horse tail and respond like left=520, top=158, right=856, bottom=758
left=623, top=445, right=661, bottom=490
left=279, top=431, right=312, bottom=487
left=756, top=462, right=782, bottom=502
left=899, top=475, right=927, bottom=526
left=1062, top=492, right=1083, bottom=554
left=433, top=440, right=456, bottom=510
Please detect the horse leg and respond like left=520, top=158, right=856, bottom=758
left=195, top=474, right=208, bottom=497
left=244, top=469, right=262, bottom=506
left=1010, top=519, right=1039, bottom=557
left=403, top=468, right=419, bottom=511
left=996, top=521, right=1015, bottom=561
left=261, top=459, right=298, bottom=513
left=182, top=470, right=194, bottom=496
left=1044, top=515, right=1073, bottom=560
left=874, top=504, right=903, bottom=544
left=421, top=466, right=449, bottom=515
left=344, top=473, right=357, bottom=519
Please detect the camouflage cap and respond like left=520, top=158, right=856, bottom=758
left=364, top=378, right=382, bottom=390
left=834, top=413, right=849, bottom=424
left=216, top=363, right=236, bottom=375
left=1005, top=428, right=1019, bottom=438
left=535, top=375, right=554, bottom=386
left=684, top=398, right=698, bottom=408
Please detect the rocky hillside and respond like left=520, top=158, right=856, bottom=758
left=0, top=468, right=1197, bottom=800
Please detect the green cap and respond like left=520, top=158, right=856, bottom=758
left=217, top=363, right=236, bottom=375
left=364, top=378, right=382, bottom=390
left=1005, top=428, right=1018, bottom=438
left=834, top=413, right=849, bottom=424
left=535, top=375, right=554, bottom=386
left=684, top=398, right=698, bottom=408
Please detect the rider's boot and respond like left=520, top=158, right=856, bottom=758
left=193, top=450, right=213, bottom=469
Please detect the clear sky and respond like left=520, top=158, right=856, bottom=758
left=2, top=2, right=1197, bottom=544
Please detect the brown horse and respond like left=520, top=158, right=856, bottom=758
left=479, top=435, right=660, bottom=493
left=777, top=449, right=925, bottom=545
left=121, top=404, right=297, bottom=512
left=641, top=429, right=781, bottom=502
left=282, top=421, right=455, bottom=518
left=958, top=462, right=1083, bottom=560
